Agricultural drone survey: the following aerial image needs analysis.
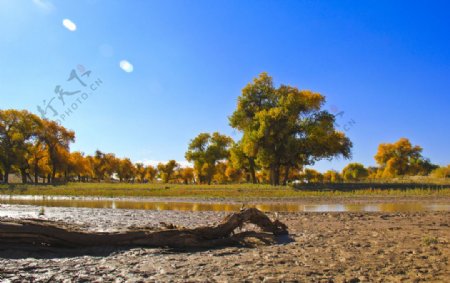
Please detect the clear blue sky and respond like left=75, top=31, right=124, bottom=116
left=1, top=0, right=449, bottom=171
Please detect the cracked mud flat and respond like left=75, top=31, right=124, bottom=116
left=0, top=204, right=449, bottom=282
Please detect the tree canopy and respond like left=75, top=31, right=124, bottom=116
left=185, top=132, right=233, bottom=185
left=157, top=160, right=179, bottom=183
left=229, top=72, right=352, bottom=185
left=0, top=110, right=44, bottom=183
left=1, top=91, right=444, bottom=186
left=342, top=163, right=369, bottom=181
left=374, top=138, right=437, bottom=177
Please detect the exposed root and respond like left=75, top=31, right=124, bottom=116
left=0, top=208, right=288, bottom=249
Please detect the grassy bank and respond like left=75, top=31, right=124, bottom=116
left=1, top=182, right=450, bottom=199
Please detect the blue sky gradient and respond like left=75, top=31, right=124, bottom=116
left=1, top=0, right=449, bottom=171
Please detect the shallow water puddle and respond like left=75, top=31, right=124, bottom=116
left=0, top=195, right=449, bottom=212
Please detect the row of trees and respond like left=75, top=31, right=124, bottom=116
left=287, top=138, right=443, bottom=183
left=183, top=72, right=351, bottom=185
left=1, top=73, right=447, bottom=185
left=0, top=109, right=194, bottom=184
left=187, top=72, right=353, bottom=186
left=0, top=109, right=446, bottom=185
left=184, top=73, right=443, bottom=185
left=0, top=110, right=74, bottom=184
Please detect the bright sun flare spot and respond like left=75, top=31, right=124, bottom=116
left=62, top=19, right=77, bottom=31
left=119, top=60, right=134, bottom=73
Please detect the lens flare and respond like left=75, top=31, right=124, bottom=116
left=119, top=60, right=134, bottom=73
left=62, top=19, right=77, bottom=31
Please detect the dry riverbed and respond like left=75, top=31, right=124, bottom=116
left=0, top=203, right=449, bottom=282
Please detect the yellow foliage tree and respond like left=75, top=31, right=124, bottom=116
left=342, top=163, right=368, bottom=181
left=177, top=167, right=195, bottom=184
left=68, top=151, right=93, bottom=182
left=323, top=170, right=342, bottom=183
left=300, top=168, right=323, bottom=183
left=157, top=160, right=179, bottom=183
left=374, top=138, right=436, bottom=177
left=145, top=165, right=157, bottom=182
left=430, top=165, right=450, bottom=178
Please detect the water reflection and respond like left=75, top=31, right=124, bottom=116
left=0, top=196, right=448, bottom=212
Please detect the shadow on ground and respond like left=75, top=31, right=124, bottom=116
left=0, top=234, right=295, bottom=259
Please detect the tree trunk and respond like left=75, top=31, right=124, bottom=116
left=270, top=165, right=280, bottom=186
left=274, top=168, right=280, bottom=186
left=282, top=166, right=290, bottom=186
left=3, top=171, right=9, bottom=184
left=269, top=166, right=274, bottom=186
left=249, top=157, right=257, bottom=184
left=34, top=162, right=39, bottom=184
left=0, top=208, right=288, bottom=249
left=26, top=173, right=33, bottom=183
left=51, top=167, right=57, bottom=183
left=2, top=165, right=11, bottom=184
left=20, top=168, right=28, bottom=184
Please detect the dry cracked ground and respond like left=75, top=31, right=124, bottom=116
left=0, top=204, right=449, bottom=282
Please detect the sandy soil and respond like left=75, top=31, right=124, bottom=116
left=0, top=204, right=449, bottom=282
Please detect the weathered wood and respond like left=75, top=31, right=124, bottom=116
left=0, top=208, right=288, bottom=249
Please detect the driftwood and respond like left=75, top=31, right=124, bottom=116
left=0, top=208, right=288, bottom=249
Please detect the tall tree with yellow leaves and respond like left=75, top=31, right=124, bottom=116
left=157, top=160, right=179, bottom=183
left=40, top=120, right=75, bottom=183
left=229, top=73, right=352, bottom=185
left=374, top=138, right=436, bottom=177
left=342, top=163, right=368, bottom=181
left=185, top=132, right=233, bottom=185
left=0, top=110, right=42, bottom=183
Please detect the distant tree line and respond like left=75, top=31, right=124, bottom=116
left=1, top=73, right=447, bottom=185
left=0, top=109, right=191, bottom=184
left=285, top=137, right=442, bottom=183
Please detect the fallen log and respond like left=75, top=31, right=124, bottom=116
left=0, top=208, right=288, bottom=249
